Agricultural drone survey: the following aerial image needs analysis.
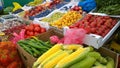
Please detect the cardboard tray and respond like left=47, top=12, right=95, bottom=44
left=17, top=28, right=63, bottom=68
left=97, top=47, right=119, bottom=68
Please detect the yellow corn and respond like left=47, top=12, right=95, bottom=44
left=41, top=49, right=63, bottom=67
left=32, top=44, right=63, bottom=68
left=55, top=47, right=85, bottom=68
left=55, top=47, right=93, bottom=68
left=63, top=44, right=83, bottom=50
left=43, top=50, right=71, bottom=68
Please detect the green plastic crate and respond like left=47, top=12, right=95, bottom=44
left=3, top=0, right=33, bottom=7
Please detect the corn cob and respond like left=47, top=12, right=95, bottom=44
left=42, top=50, right=72, bottom=68
left=40, top=49, right=63, bottom=67
left=32, top=44, right=63, bottom=68
left=63, top=44, right=83, bottom=50
left=55, top=47, right=93, bottom=68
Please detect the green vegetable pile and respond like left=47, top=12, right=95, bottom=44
left=95, top=0, right=120, bottom=15
left=17, top=37, right=53, bottom=58
left=41, top=12, right=65, bottom=23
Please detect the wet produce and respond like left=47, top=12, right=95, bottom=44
left=70, top=14, right=118, bottom=37
left=41, top=12, right=65, bottom=23
left=51, top=11, right=82, bottom=28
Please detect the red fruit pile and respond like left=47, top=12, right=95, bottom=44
left=70, top=14, right=118, bottom=37
left=25, top=6, right=44, bottom=17
left=71, top=6, right=83, bottom=14
left=24, top=0, right=61, bottom=17
left=24, top=23, right=46, bottom=38
left=0, top=41, right=23, bottom=67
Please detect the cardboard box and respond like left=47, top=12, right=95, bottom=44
left=17, top=28, right=63, bottom=68
left=97, top=47, right=119, bottom=68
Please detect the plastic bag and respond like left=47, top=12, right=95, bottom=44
left=64, top=28, right=86, bottom=44
left=11, top=29, right=25, bottom=44
left=0, top=41, right=23, bottom=67
left=78, top=0, right=96, bottom=12
left=50, top=28, right=86, bottom=45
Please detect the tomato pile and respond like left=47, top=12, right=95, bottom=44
left=0, top=41, right=23, bottom=68
left=24, top=23, right=46, bottom=38
left=70, top=14, right=118, bottom=37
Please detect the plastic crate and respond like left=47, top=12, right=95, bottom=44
left=3, top=0, right=33, bottom=7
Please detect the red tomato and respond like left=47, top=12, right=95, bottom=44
left=25, top=26, right=29, bottom=30
left=34, top=27, right=41, bottom=32
left=85, top=22, right=90, bottom=25
left=29, top=31, right=34, bottom=36
left=7, top=61, right=18, bottom=68
left=91, top=28, right=96, bottom=33
left=34, top=32, right=40, bottom=35
left=34, top=24, right=40, bottom=27
left=84, top=26, right=91, bottom=34
left=28, top=25, right=34, bottom=31
left=35, top=8, right=40, bottom=13
left=101, top=25, right=106, bottom=30
left=112, top=20, right=117, bottom=26
left=26, top=31, right=30, bottom=35
left=90, top=22, right=96, bottom=27
left=0, top=54, right=10, bottom=66
left=41, top=28, right=46, bottom=33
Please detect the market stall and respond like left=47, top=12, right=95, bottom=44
left=0, top=0, right=120, bottom=68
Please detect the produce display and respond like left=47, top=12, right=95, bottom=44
left=0, top=41, right=23, bottom=67
left=41, top=12, right=65, bottom=23
left=24, top=23, right=46, bottom=38
left=51, top=11, right=82, bottom=28
left=24, top=0, right=63, bottom=18
left=95, top=0, right=120, bottom=15
left=27, top=0, right=43, bottom=6
left=29, top=9, right=55, bottom=20
left=24, top=5, right=45, bottom=17
left=3, top=24, right=26, bottom=35
left=70, top=14, right=118, bottom=37
left=0, top=0, right=119, bottom=68
left=70, top=6, right=83, bottom=14
left=17, top=37, right=53, bottom=58
left=33, top=44, right=114, bottom=68
left=0, top=19, right=26, bottom=31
